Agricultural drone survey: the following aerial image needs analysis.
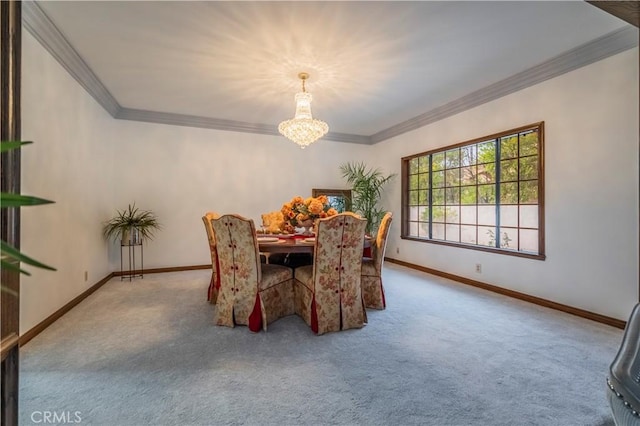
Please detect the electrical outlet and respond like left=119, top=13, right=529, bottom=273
left=475, top=264, right=482, bottom=273
left=396, top=247, right=400, bottom=254
left=84, top=271, right=88, bottom=282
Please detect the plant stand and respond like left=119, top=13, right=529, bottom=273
left=120, top=240, right=143, bottom=281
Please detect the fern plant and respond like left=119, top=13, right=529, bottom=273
left=340, top=162, right=395, bottom=236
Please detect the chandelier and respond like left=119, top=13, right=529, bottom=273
left=278, top=72, right=329, bottom=149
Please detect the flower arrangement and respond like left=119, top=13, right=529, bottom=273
left=281, top=195, right=338, bottom=233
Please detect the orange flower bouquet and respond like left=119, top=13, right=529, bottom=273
left=281, top=195, right=338, bottom=233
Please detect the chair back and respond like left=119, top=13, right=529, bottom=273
left=372, top=212, right=393, bottom=272
left=312, top=212, right=367, bottom=333
left=202, top=212, right=220, bottom=261
left=210, top=214, right=262, bottom=326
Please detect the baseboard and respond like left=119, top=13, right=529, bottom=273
left=19, top=272, right=115, bottom=347
left=384, top=257, right=626, bottom=329
left=20, top=264, right=213, bottom=347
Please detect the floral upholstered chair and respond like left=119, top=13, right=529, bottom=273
left=210, top=214, right=295, bottom=331
left=293, top=212, right=368, bottom=335
left=202, top=212, right=220, bottom=304
left=361, top=212, right=393, bottom=310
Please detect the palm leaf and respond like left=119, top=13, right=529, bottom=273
left=1, top=192, right=54, bottom=207
left=1, top=240, right=56, bottom=271
left=0, top=140, right=31, bottom=152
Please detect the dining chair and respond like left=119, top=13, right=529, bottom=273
left=210, top=214, right=295, bottom=331
left=293, top=212, right=368, bottom=335
left=202, top=211, right=220, bottom=304
left=361, top=212, right=393, bottom=310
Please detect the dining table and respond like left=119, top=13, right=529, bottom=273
left=257, top=234, right=372, bottom=256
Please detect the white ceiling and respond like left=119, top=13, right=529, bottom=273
left=31, top=1, right=633, bottom=142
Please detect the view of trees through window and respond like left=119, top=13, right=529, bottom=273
left=402, top=122, right=544, bottom=258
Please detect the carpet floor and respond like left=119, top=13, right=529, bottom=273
left=19, top=263, right=623, bottom=425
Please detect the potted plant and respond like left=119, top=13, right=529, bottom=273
left=340, top=162, right=395, bottom=236
left=103, top=203, right=161, bottom=245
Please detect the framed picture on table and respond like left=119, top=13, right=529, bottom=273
left=312, top=189, right=352, bottom=213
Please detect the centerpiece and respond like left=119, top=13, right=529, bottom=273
left=281, top=195, right=338, bottom=235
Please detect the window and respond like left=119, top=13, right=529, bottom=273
left=401, top=122, right=544, bottom=259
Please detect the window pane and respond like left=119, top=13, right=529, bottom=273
left=419, top=221, right=429, bottom=238
left=409, top=206, right=419, bottom=221
left=461, top=145, right=477, bottom=166
left=461, top=225, right=477, bottom=244
left=519, top=229, right=538, bottom=253
left=520, top=156, right=538, bottom=180
left=409, top=158, right=419, bottom=174
left=461, top=186, right=476, bottom=204
left=477, top=140, right=496, bottom=164
left=419, top=173, right=429, bottom=189
left=478, top=184, right=495, bottom=204
left=418, top=206, right=429, bottom=222
left=446, top=187, right=460, bottom=204
left=432, top=152, right=444, bottom=171
left=478, top=205, right=496, bottom=226
left=500, top=182, right=518, bottom=204
left=408, top=221, right=419, bottom=237
left=432, top=223, right=445, bottom=240
left=409, top=174, right=419, bottom=190
left=445, top=224, right=460, bottom=242
left=501, top=159, right=518, bottom=181
left=461, top=166, right=476, bottom=185
left=520, top=130, right=538, bottom=156
left=409, top=190, right=420, bottom=206
left=500, top=228, right=517, bottom=249
left=446, top=148, right=460, bottom=168
left=500, top=205, right=518, bottom=227
left=461, top=206, right=477, bottom=225
left=446, top=206, right=460, bottom=224
left=432, top=189, right=445, bottom=205
left=418, top=190, right=429, bottom=205
left=432, top=206, right=445, bottom=222
left=478, top=226, right=496, bottom=247
left=445, top=168, right=460, bottom=186
left=500, top=134, right=518, bottom=159
left=477, top=164, right=495, bottom=184
left=432, top=170, right=445, bottom=188
left=520, top=205, right=538, bottom=229
left=520, top=181, right=538, bottom=204
left=418, top=156, right=429, bottom=173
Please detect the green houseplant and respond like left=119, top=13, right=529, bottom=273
left=103, top=203, right=161, bottom=244
left=1, top=141, right=56, bottom=295
left=340, top=162, right=395, bottom=236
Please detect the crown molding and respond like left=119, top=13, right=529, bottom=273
left=370, top=26, right=638, bottom=144
left=22, top=1, right=121, bottom=117
left=116, top=108, right=369, bottom=144
left=23, top=1, right=637, bottom=145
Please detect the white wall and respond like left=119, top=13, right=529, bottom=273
left=20, top=32, right=116, bottom=334
left=19, top=26, right=639, bottom=331
left=374, top=48, right=639, bottom=321
left=108, top=120, right=372, bottom=269
left=19, top=30, right=373, bottom=333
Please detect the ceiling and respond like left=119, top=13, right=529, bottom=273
left=27, top=1, right=635, bottom=143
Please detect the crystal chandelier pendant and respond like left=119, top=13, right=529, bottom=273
left=278, top=73, right=329, bottom=149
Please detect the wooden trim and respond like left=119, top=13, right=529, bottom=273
left=587, top=1, right=640, bottom=27
left=0, top=333, right=18, bottom=362
left=111, top=264, right=211, bottom=277
left=384, top=257, right=627, bottom=329
left=19, top=272, right=114, bottom=347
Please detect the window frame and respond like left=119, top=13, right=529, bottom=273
left=401, top=122, right=545, bottom=260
